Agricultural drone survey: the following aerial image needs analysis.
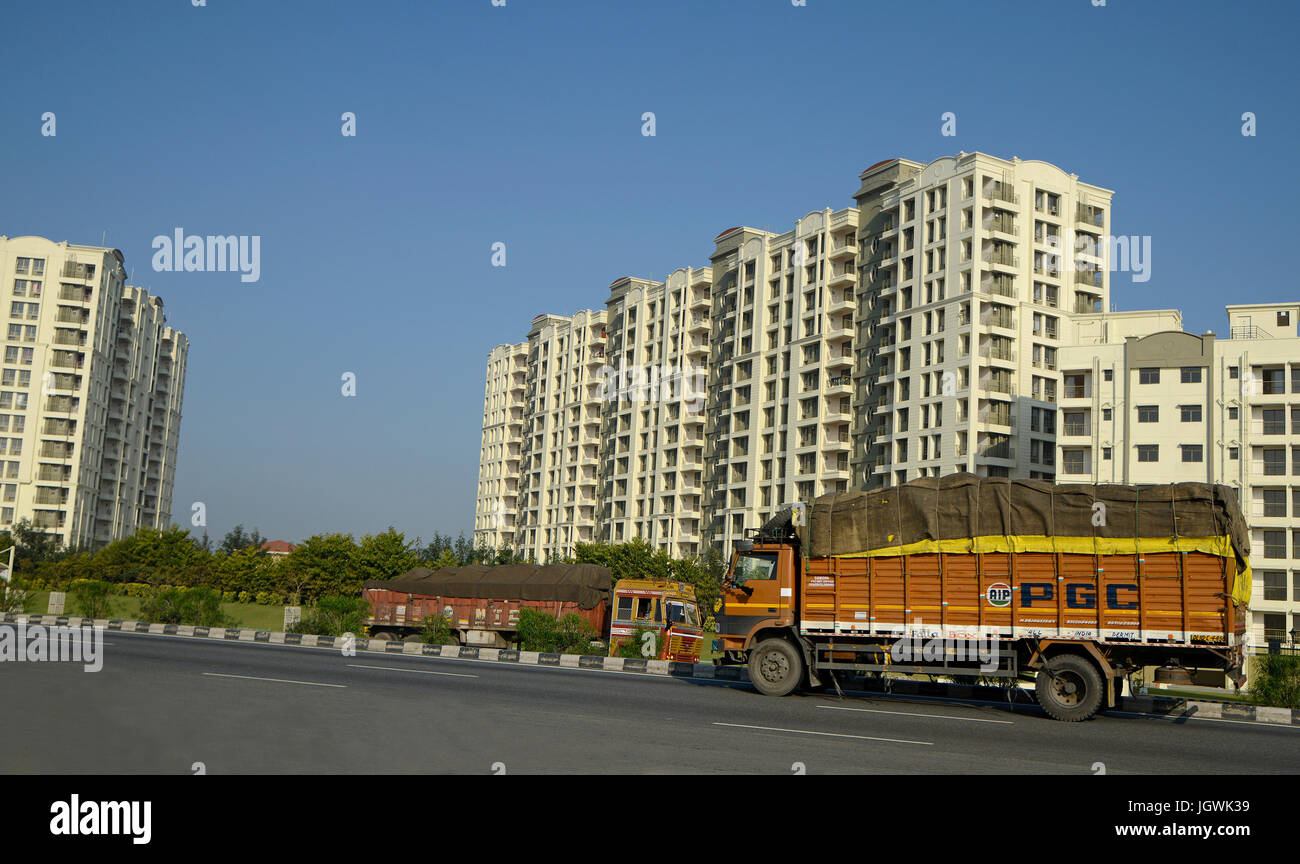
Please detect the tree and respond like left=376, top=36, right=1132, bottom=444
left=282, top=534, right=359, bottom=600
left=220, top=524, right=267, bottom=555
left=355, top=528, right=420, bottom=583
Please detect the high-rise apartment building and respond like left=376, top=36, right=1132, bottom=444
left=703, top=209, right=859, bottom=552
left=1057, top=302, right=1300, bottom=646
left=0, top=235, right=188, bottom=549
left=598, top=270, right=711, bottom=557
left=473, top=340, right=528, bottom=549
left=852, top=153, right=1112, bottom=488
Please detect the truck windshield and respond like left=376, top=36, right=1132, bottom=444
left=734, top=553, right=778, bottom=585
left=665, top=601, right=699, bottom=627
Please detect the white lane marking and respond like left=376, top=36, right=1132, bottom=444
left=713, top=721, right=932, bottom=746
left=201, top=672, right=345, bottom=688
left=818, top=704, right=1014, bottom=725
left=347, top=664, right=478, bottom=679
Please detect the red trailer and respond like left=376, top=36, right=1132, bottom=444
left=363, top=564, right=612, bottom=647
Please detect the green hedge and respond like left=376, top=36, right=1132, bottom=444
left=1251, top=654, right=1300, bottom=709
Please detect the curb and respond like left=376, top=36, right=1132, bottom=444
left=6, top=613, right=1296, bottom=726
left=0, top=612, right=746, bottom=685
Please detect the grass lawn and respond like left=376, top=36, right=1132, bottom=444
left=20, top=590, right=286, bottom=631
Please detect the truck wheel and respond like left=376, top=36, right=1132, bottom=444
left=1035, top=654, right=1104, bottom=722
left=369, top=631, right=394, bottom=642
left=748, top=638, right=804, bottom=697
left=402, top=634, right=423, bottom=643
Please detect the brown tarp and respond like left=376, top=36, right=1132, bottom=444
left=363, top=564, right=613, bottom=610
left=806, top=475, right=1249, bottom=566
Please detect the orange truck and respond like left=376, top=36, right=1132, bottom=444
left=363, top=565, right=703, bottom=662
left=712, top=476, right=1251, bottom=721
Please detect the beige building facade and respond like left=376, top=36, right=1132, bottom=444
left=0, top=235, right=188, bottom=549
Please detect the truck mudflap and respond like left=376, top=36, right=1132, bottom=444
left=1226, top=643, right=1247, bottom=688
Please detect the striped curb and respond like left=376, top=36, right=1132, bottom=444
left=0, top=612, right=745, bottom=684
left=5, top=612, right=1295, bottom=725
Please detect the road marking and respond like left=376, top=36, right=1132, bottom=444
left=347, top=664, right=478, bottom=679
left=817, top=704, right=1014, bottom=725
left=201, top=672, right=345, bottom=688
left=712, top=721, right=932, bottom=746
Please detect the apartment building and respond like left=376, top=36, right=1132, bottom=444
left=473, top=340, right=528, bottom=549
left=1057, top=302, right=1300, bottom=646
left=852, top=153, right=1113, bottom=489
left=703, top=209, right=859, bottom=553
left=0, top=235, right=188, bottom=549
left=504, top=310, right=609, bottom=561
left=598, top=269, right=711, bottom=557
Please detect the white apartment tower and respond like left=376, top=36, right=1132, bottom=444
left=0, top=236, right=188, bottom=549
left=852, top=153, right=1113, bottom=488
left=507, top=309, right=609, bottom=561
left=703, top=209, right=859, bottom=553
left=598, top=269, right=712, bottom=557
left=473, top=340, right=528, bottom=549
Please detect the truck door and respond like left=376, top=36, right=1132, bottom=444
left=717, top=550, right=788, bottom=647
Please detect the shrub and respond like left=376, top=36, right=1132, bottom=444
left=291, top=595, right=370, bottom=637
left=1251, top=653, right=1300, bottom=709
left=70, top=580, right=113, bottom=619
left=516, top=608, right=599, bottom=654
left=140, top=586, right=231, bottom=628
left=0, top=580, right=30, bottom=614
left=420, top=614, right=457, bottom=645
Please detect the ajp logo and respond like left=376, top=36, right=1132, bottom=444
left=987, top=583, right=1012, bottom=608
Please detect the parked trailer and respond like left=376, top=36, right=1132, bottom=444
left=712, top=475, right=1251, bottom=721
left=363, top=565, right=704, bottom=661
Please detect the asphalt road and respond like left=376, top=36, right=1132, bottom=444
left=3, top=632, right=1297, bottom=774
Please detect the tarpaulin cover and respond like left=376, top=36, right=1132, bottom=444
left=363, top=564, right=613, bottom=610
left=805, top=475, right=1250, bottom=568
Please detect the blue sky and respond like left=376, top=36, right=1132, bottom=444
left=0, top=0, right=1295, bottom=545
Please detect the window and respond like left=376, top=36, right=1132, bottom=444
left=1102, top=447, right=1112, bottom=460
left=1102, top=407, right=1112, bottom=421
left=1229, top=446, right=1239, bottom=460
left=1180, top=444, right=1203, bottom=463
left=1263, top=449, right=1285, bottom=476
left=1137, top=445, right=1159, bottom=462
left=1138, top=405, right=1159, bottom=423
left=1262, top=489, right=1286, bottom=517
left=1139, top=368, right=1160, bottom=384
left=1262, top=571, right=1287, bottom=602
left=1180, top=404, right=1202, bottom=422
left=734, top=553, right=778, bottom=584
left=1103, top=369, right=1113, bottom=381
left=1180, top=366, right=1202, bottom=383
left=1062, top=450, right=1087, bottom=474
left=1262, top=529, right=1286, bottom=559
left=1228, top=366, right=1239, bottom=379
left=1228, top=406, right=1239, bottom=420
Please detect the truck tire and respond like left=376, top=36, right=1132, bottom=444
left=369, top=631, right=394, bottom=641
left=1035, top=654, right=1104, bottom=722
left=748, top=638, right=804, bottom=697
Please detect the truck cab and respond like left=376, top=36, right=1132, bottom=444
left=713, top=542, right=800, bottom=660
left=608, top=579, right=704, bottom=662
